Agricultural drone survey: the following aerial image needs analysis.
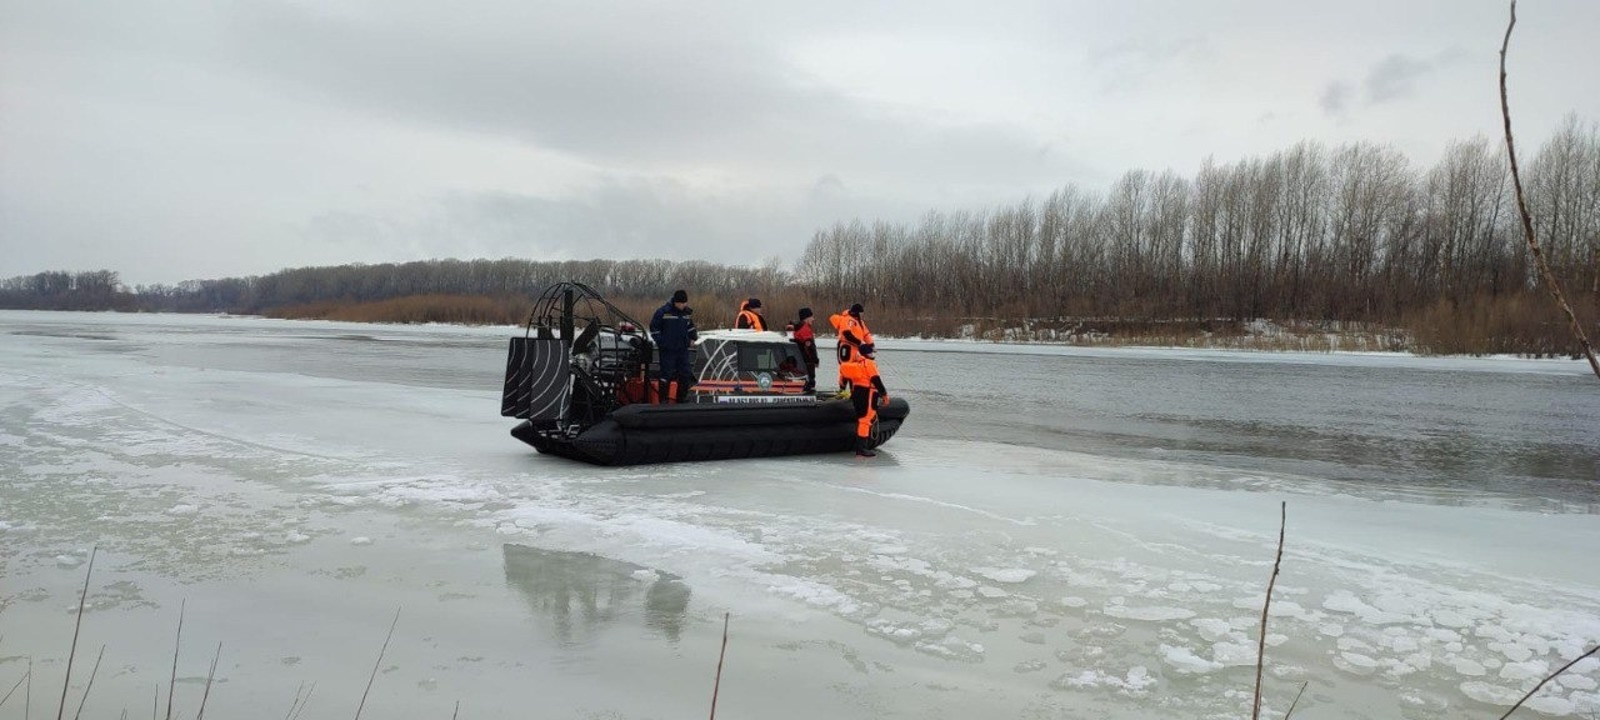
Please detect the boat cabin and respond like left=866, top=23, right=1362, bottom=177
left=681, top=329, right=812, bottom=402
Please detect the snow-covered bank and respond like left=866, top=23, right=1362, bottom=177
left=873, top=334, right=1595, bottom=376
left=7, top=309, right=1592, bottom=377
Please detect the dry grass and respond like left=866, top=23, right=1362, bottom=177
left=259, top=289, right=1598, bottom=357
left=1404, top=292, right=1599, bottom=357
left=265, top=295, right=534, bottom=325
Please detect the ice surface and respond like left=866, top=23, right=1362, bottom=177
left=3, top=311, right=1599, bottom=720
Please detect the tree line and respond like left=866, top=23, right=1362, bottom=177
left=3, top=120, right=1596, bottom=355
left=797, top=118, right=1598, bottom=324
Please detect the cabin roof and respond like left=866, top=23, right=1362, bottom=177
left=696, top=328, right=792, bottom=345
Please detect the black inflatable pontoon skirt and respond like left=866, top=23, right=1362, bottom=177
left=510, top=398, right=910, bottom=466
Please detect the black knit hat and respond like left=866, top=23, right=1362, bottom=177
left=798, top=307, right=813, bottom=320
left=671, top=289, right=688, bottom=303
left=747, top=297, right=762, bottom=309
left=849, top=303, right=864, bottom=315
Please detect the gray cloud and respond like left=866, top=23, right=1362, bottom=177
left=1087, top=35, right=1210, bottom=94
left=4, top=0, right=1600, bottom=285
left=1364, top=54, right=1436, bottom=104
left=1320, top=81, right=1353, bottom=118
left=1319, top=47, right=1470, bottom=119
left=296, top=175, right=928, bottom=270
left=218, top=1, right=1082, bottom=188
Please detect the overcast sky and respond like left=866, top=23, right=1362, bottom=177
left=3, top=0, right=1598, bottom=285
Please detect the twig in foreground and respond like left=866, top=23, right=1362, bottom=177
left=1497, top=645, right=1600, bottom=720
left=282, top=682, right=307, bottom=720
left=354, top=608, right=401, bottom=720
left=70, top=645, right=105, bottom=720
left=194, top=642, right=221, bottom=720
left=290, top=683, right=316, bottom=720
left=1283, top=680, right=1308, bottom=720
left=166, top=600, right=185, bottom=720
left=708, top=612, right=730, bottom=720
left=1251, top=502, right=1286, bottom=720
left=57, top=546, right=97, bottom=720
left=2, top=670, right=27, bottom=709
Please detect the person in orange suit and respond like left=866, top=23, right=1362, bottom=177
left=829, top=303, right=872, bottom=388
left=839, top=342, right=888, bottom=457
left=735, top=298, right=767, bottom=330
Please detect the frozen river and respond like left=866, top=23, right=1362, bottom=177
left=2, top=310, right=1598, bottom=719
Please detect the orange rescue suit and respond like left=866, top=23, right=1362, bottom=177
left=830, top=309, right=873, bottom=386
left=829, top=310, right=873, bottom=350
left=839, top=354, right=888, bottom=439
left=735, top=303, right=767, bottom=331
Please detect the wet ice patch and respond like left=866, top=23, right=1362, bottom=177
left=1191, top=618, right=1236, bottom=642
left=1459, top=680, right=1525, bottom=706
left=914, top=635, right=985, bottom=663
left=1103, top=598, right=1195, bottom=622
left=1334, top=652, right=1380, bottom=676
left=971, top=567, right=1036, bottom=584
left=1050, top=666, right=1156, bottom=696
left=1525, top=695, right=1576, bottom=717
left=1559, top=674, right=1597, bottom=691
left=1210, top=641, right=1258, bottom=668
left=1500, top=659, right=1550, bottom=682
left=1160, top=644, right=1222, bottom=675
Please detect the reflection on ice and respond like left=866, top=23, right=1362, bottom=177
left=502, top=544, right=691, bottom=645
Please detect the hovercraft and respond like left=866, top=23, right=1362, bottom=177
left=499, top=282, right=910, bottom=465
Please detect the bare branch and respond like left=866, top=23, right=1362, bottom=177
left=1283, top=680, right=1308, bottom=719
left=1251, top=502, right=1286, bottom=720
left=1, top=671, right=27, bottom=709
left=354, top=609, right=400, bottom=720
left=1499, top=0, right=1600, bottom=379
left=1497, top=645, right=1600, bottom=720
left=194, top=643, right=221, bottom=720
left=165, top=600, right=185, bottom=720
left=70, top=646, right=106, bottom=720
left=57, top=546, right=97, bottom=720
left=708, top=612, right=731, bottom=720
left=290, top=683, right=316, bottom=720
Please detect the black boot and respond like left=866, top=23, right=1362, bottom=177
left=854, top=437, right=876, bottom=457
left=657, top=380, right=672, bottom=404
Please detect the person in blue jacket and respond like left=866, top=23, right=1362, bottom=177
left=649, top=289, right=698, bottom=403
